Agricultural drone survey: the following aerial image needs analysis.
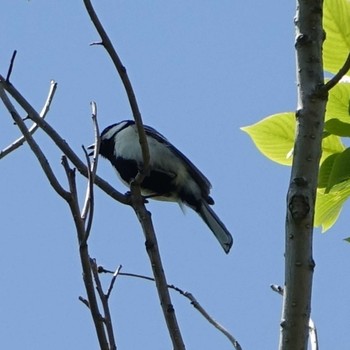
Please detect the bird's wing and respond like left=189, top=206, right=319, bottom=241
left=143, top=124, right=212, bottom=197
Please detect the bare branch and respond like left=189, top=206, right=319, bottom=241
left=100, top=267, right=242, bottom=349
left=90, top=258, right=117, bottom=350
left=0, top=74, right=129, bottom=205
left=1, top=77, right=113, bottom=349
left=0, top=80, right=57, bottom=160
left=324, top=52, right=350, bottom=91
left=61, top=157, right=110, bottom=350
left=6, top=50, right=17, bottom=82
left=82, top=0, right=150, bottom=183
left=0, top=86, right=70, bottom=200
left=2, top=49, right=118, bottom=350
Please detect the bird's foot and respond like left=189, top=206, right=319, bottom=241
left=124, top=191, right=149, bottom=203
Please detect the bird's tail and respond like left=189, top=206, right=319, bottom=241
left=198, top=202, right=233, bottom=254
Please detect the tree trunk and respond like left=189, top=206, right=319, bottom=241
left=279, top=0, right=326, bottom=349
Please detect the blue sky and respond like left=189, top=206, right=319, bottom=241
left=1, top=1, right=349, bottom=349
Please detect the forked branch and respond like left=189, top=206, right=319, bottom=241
left=0, top=80, right=57, bottom=160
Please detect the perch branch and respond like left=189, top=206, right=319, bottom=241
left=82, top=2, right=185, bottom=349
left=130, top=182, right=186, bottom=350
left=82, top=0, right=150, bottom=183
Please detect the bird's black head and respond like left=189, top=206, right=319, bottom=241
left=89, top=120, right=134, bottom=160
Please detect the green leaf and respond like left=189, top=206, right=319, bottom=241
left=318, top=153, right=340, bottom=188
left=321, top=134, right=345, bottom=162
left=318, top=148, right=350, bottom=192
left=323, top=0, right=350, bottom=74
left=329, top=148, right=350, bottom=190
left=324, top=119, right=350, bottom=136
left=315, top=182, right=350, bottom=231
left=241, top=113, right=295, bottom=166
left=344, top=237, right=350, bottom=243
left=326, top=82, right=350, bottom=123
left=242, top=113, right=344, bottom=166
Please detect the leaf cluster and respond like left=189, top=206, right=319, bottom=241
left=242, top=0, right=350, bottom=233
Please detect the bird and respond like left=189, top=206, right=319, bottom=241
left=93, top=120, right=233, bottom=253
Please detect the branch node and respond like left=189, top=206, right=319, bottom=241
left=90, top=41, right=104, bottom=46
left=79, top=296, right=90, bottom=309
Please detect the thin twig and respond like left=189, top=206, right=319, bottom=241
left=0, top=80, right=57, bottom=159
left=81, top=145, right=93, bottom=234
left=81, top=102, right=100, bottom=240
left=0, top=86, right=70, bottom=200
left=182, top=292, right=242, bottom=350
left=6, top=50, right=17, bottom=82
left=100, top=267, right=242, bottom=349
left=324, top=52, right=350, bottom=91
left=79, top=296, right=90, bottom=309
left=106, top=265, right=122, bottom=300
left=0, top=74, right=129, bottom=205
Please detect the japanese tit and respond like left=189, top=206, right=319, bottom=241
left=95, top=120, right=233, bottom=253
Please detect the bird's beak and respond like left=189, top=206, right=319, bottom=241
left=87, top=144, right=95, bottom=156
